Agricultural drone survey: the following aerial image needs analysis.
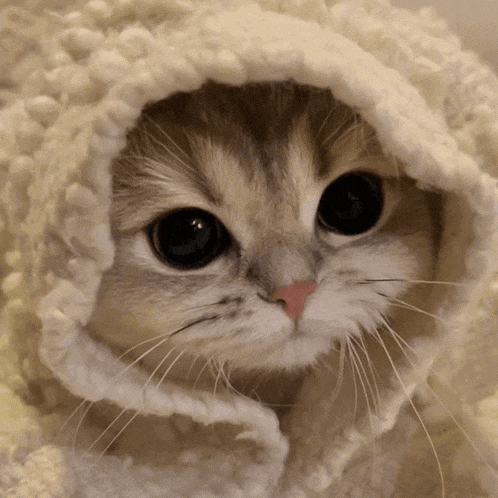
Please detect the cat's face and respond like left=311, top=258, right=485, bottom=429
left=88, top=82, right=440, bottom=388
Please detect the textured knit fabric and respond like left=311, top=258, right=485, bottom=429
left=1, top=0, right=498, bottom=496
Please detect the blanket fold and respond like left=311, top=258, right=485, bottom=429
left=2, top=0, right=498, bottom=496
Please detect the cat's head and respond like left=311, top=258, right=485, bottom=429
left=88, top=82, right=440, bottom=383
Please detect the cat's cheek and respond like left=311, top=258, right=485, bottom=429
left=299, top=286, right=386, bottom=342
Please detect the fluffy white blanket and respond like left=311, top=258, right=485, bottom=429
left=2, top=0, right=498, bottom=496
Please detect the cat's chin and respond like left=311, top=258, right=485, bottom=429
left=221, top=327, right=334, bottom=372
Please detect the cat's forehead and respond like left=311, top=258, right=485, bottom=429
left=190, top=123, right=320, bottom=243
left=153, top=81, right=336, bottom=140
left=139, top=81, right=358, bottom=182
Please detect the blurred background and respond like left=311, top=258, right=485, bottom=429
left=393, top=0, right=498, bottom=72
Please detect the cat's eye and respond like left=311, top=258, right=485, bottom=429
left=317, top=173, right=383, bottom=235
left=147, top=208, right=231, bottom=269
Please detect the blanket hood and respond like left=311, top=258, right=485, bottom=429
left=2, top=0, right=498, bottom=496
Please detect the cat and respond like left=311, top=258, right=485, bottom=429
left=87, top=81, right=441, bottom=415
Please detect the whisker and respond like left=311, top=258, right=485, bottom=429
left=218, top=362, right=249, bottom=400
left=117, top=332, right=171, bottom=360
left=322, top=119, right=363, bottom=148
left=218, top=362, right=235, bottom=392
left=224, top=362, right=236, bottom=387
left=193, top=358, right=214, bottom=390
left=87, top=407, right=128, bottom=452
left=112, top=319, right=214, bottom=385
left=328, top=340, right=347, bottom=405
left=186, top=352, right=205, bottom=381
left=110, top=334, right=175, bottom=385
left=55, top=398, right=89, bottom=443
left=320, top=120, right=344, bottom=147
left=61, top=335, right=171, bottom=447
left=358, top=278, right=466, bottom=287
left=248, top=373, right=269, bottom=399
left=380, top=317, right=497, bottom=474
left=181, top=297, right=243, bottom=313
left=155, top=348, right=190, bottom=392
left=349, top=337, right=377, bottom=413
left=217, top=365, right=271, bottom=405
left=116, top=153, right=159, bottom=162
left=142, top=126, right=193, bottom=171
left=118, top=315, right=215, bottom=364
left=213, top=360, right=225, bottom=395
left=354, top=334, right=381, bottom=413
left=184, top=302, right=223, bottom=311
left=355, top=114, right=366, bottom=150
left=372, top=329, right=446, bottom=498
left=380, top=319, right=419, bottom=359
left=224, top=378, right=252, bottom=400
left=262, top=402, right=296, bottom=408
left=388, top=297, right=447, bottom=324
left=73, top=400, right=95, bottom=450
left=316, top=101, right=343, bottom=137
left=66, top=325, right=203, bottom=450
left=349, top=336, right=380, bottom=478
left=315, top=356, right=334, bottom=374
left=141, top=346, right=179, bottom=392
left=143, top=115, right=191, bottom=160
left=348, top=338, right=379, bottom=459
left=96, top=410, right=141, bottom=463
left=346, top=338, right=360, bottom=420
left=169, top=316, right=219, bottom=336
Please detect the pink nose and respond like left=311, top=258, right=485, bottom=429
left=276, top=281, right=317, bottom=320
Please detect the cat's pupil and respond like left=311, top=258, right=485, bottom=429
left=148, top=208, right=230, bottom=269
left=317, top=173, right=383, bottom=235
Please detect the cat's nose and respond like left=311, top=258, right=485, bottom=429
left=276, top=281, right=317, bottom=320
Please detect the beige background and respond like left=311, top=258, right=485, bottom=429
left=393, top=0, right=498, bottom=72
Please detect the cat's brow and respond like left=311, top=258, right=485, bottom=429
left=112, top=171, right=218, bottom=232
